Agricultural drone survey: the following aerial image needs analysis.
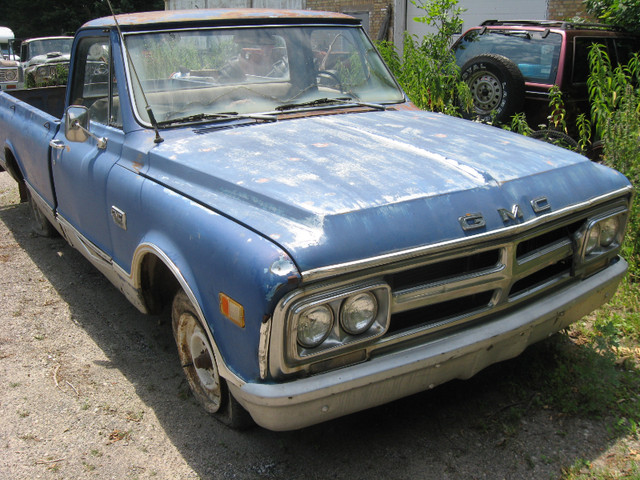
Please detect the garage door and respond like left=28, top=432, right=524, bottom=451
left=405, top=0, right=548, bottom=39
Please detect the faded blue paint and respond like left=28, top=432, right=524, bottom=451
left=146, top=110, right=629, bottom=273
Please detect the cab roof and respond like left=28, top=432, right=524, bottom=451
left=82, top=8, right=360, bottom=31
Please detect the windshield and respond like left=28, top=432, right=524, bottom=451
left=124, top=25, right=404, bottom=125
left=1, top=42, right=11, bottom=58
left=28, top=38, right=72, bottom=59
left=454, top=30, right=562, bottom=84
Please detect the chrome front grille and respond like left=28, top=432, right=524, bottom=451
left=382, top=218, right=585, bottom=340
left=269, top=190, right=631, bottom=379
left=0, top=69, right=18, bottom=82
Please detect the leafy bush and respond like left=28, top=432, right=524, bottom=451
left=588, top=45, right=640, bottom=278
left=376, top=0, right=470, bottom=115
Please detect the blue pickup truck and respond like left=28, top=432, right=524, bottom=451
left=0, top=9, right=632, bottom=431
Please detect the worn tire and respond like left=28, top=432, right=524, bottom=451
left=461, top=54, right=525, bottom=123
left=172, top=289, right=253, bottom=429
left=586, top=140, right=604, bottom=162
left=27, top=187, right=58, bottom=237
left=530, top=129, right=579, bottom=152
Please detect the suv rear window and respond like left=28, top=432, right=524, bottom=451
left=454, top=30, right=562, bottom=84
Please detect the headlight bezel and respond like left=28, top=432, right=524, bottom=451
left=576, top=206, right=628, bottom=266
left=289, top=282, right=391, bottom=361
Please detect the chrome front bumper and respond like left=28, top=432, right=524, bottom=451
left=230, top=258, right=627, bottom=431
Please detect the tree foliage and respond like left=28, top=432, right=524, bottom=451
left=0, top=0, right=164, bottom=39
left=584, top=0, right=640, bottom=32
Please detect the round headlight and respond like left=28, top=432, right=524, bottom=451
left=297, top=305, right=333, bottom=348
left=5, top=69, right=17, bottom=81
left=340, top=292, right=377, bottom=335
left=585, top=226, right=600, bottom=255
left=599, top=216, right=620, bottom=248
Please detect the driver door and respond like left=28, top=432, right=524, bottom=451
left=51, top=34, right=123, bottom=259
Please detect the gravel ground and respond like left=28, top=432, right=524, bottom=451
left=0, top=170, right=634, bottom=479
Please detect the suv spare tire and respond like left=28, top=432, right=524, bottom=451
left=461, top=54, right=525, bottom=123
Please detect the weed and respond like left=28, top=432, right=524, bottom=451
left=377, top=0, right=471, bottom=115
left=561, top=458, right=592, bottom=478
left=126, top=410, right=144, bottom=422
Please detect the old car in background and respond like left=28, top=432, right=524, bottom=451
left=0, top=26, right=18, bottom=61
left=0, top=58, right=21, bottom=91
left=452, top=20, right=640, bottom=154
left=20, top=36, right=73, bottom=86
left=0, top=27, right=20, bottom=91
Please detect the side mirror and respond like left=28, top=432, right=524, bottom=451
left=65, top=105, right=107, bottom=149
left=65, top=105, right=90, bottom=143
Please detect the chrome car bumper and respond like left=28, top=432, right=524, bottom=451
left=230, top=258, right=627, bottom=431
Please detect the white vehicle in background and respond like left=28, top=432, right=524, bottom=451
left=20, top=36, right=73, bottom=87
left=0, top=27, right=18, bottom=60
left=0, top=27, right=20, bottom=91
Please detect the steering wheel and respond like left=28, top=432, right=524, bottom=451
left=317, top=70, right=344, bottom=93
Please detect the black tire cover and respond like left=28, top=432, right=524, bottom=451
left=461, top=53, right=525, bottom=123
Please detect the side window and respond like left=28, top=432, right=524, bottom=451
left=572, top=37, right=607, bottom=84
left=70, top=36, right=121, bottom=128
left=613, top=38, right=640, bottom=66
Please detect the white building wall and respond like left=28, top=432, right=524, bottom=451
left=397, top=0, right=549, bottom=46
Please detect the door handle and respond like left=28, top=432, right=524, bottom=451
left=49, top=139, right=66, bottom=150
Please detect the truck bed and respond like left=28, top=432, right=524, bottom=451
left=6, top=85, right=66, bottom=119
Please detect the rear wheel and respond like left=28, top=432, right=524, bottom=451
left=530, top=129, right=579, bottom=151
left=27, top=187, right=58, bottom=237
left=172, top=289, right=252, bottom=429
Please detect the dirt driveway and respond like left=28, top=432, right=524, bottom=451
left=0, top=170, right=629, bottom=479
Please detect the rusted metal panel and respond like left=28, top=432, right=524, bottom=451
left=83, top=8, right=357, bottom=30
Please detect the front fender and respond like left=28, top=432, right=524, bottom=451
left=124, top=179, right=301, bottom=383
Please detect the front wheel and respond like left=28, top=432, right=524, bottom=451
left=172, top=289, right=252, bottom=429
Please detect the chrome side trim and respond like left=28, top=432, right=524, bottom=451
left=300, top=187, right=632, bottom=283
left=55, top=214, right=148, bottom=314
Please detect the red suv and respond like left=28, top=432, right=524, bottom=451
left=452, top=20, right=640, bottom=146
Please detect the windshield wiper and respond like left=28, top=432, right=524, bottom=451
left=276, top=96, right=386, bottom=112
left=158, top=112, right=277, bottom=127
